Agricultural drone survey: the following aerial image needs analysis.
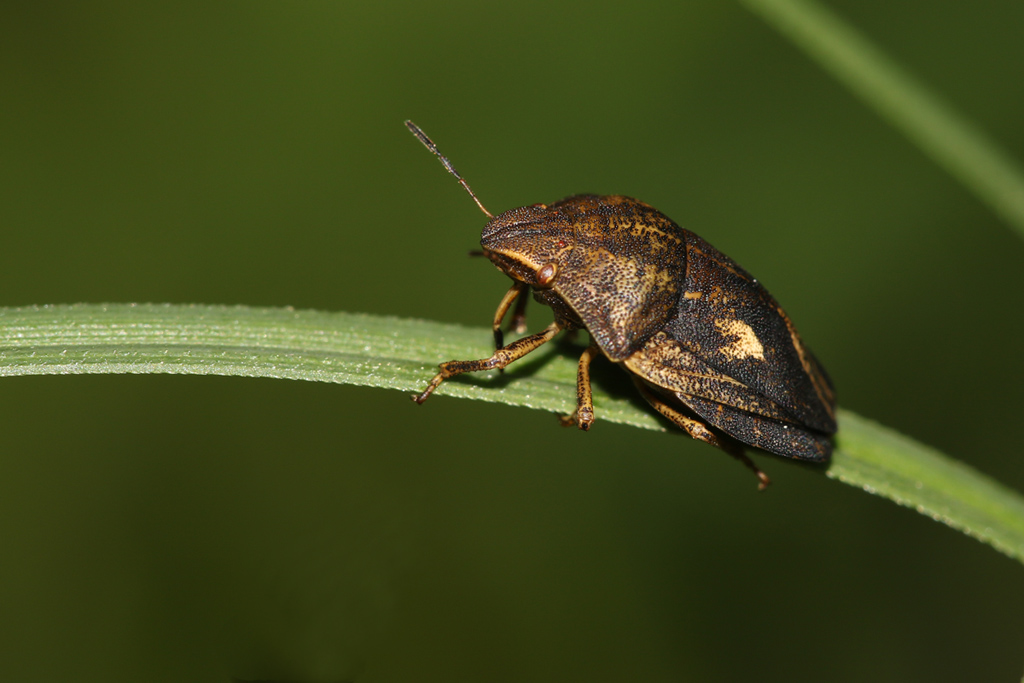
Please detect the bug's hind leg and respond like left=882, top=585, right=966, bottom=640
left=632, top=378, right=771, bottom=490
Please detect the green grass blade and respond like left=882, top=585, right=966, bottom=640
left=741, top=0, right=1024, bottom=239
left=3, top=303, right=1024, bottom=564
left=827, top=412, right=1024, bottom=562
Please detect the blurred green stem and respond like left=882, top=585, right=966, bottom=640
left=3, top=303, right=1024, bottom=565
left=741, top=0, right=1024, bottom=239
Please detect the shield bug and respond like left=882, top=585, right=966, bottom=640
left=406, top=121, right=836, bottom=488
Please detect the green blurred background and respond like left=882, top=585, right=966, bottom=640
left=2, top=2, right=1023, bottom=681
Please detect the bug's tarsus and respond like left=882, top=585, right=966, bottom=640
left=710, top=433, right=773, bottom=490
left=732, top=450, right=772, bottom=491
left=405, top=120, right=494, bottom=219
left=565, top=343, right=600, bottom=431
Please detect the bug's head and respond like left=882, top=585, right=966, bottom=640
left=481, top=204, right=574, bottom=288
left=405, top=121, right=577, bottom=290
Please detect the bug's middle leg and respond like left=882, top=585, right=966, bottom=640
left=413, top=321, right=562, bottom=404
left=558, top=342, right=600, bottom=431
left=632, top=378, right=771, bottom=490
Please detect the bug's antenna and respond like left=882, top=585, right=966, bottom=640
left=405, top=120, right=493, bottom=219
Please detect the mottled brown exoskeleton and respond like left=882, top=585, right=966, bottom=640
left=406, top=121, right=836, bottom=488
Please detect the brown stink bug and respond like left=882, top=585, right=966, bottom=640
left=406, top=121, right=836, bottom=488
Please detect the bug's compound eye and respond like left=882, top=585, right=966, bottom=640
left=535, top=263, right=558, bottom=286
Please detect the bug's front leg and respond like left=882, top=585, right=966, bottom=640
left=632, top=378, right=772, bottom=490
left=558, top=342, right=600, bottom=431
left=413, top=321, right=562, bottom=404
left=508, top=288, right=529, bottom=335
left=491, top=281, right=527, bottom=351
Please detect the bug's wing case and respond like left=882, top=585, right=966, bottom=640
left=666, top=232, right=837, bottom=434
left=679, top=392, right=833, bottom=461
left=624, top=333, right=833, bottom=460
left=550, top=196, right=688, bottom=360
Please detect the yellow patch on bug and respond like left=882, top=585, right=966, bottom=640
left=714, top=318, right=765, bottom=361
